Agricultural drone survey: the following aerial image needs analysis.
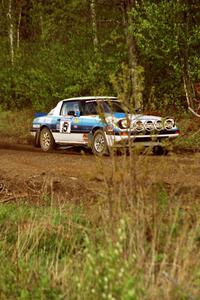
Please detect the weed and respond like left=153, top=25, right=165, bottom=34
left=0, top=110, right=200, bottom=299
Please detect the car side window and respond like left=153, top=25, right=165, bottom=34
left=83, top=102, right=98, bottom=115
left=60, top=101, right=80, bottom=116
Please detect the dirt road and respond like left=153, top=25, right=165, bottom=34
left=0, top=144, right=200, bottom=204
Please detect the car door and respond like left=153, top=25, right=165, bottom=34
left=79, top=101, right=101, bottom=133
left=54, top=100, right=84, bottom=143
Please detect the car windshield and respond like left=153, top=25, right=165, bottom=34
left=84, top=100, right=125, bottom=115
left=102, top=101, right=125, bottom=113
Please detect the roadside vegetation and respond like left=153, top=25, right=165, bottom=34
left=0, top=1, right=199, bottom=112
left=0, top=107, right=34, bottom=144
left=0, top=1, right=200, bottom=299
left=0, top=154, right=200, bottom=300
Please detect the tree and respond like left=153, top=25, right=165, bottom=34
left=90, top=0, right=98, bottom=53
left=0, top=0, right=199, bottom=112
left=8, top=0, right=14, bottom=66
left=121, top=0, right=143, bottom=109
left=130, top=0, right=200, bottom=111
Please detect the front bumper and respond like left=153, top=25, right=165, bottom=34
left=105, top=132, right=179, bottom=148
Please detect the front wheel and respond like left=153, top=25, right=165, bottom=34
left=153, top=145, right=168, bottom=155
left=40, top=127, right=55, bottom=152
left=92, top=130, right=109, bottom=156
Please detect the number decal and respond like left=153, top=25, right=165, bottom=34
left=60, top=119, right=72, bottom=133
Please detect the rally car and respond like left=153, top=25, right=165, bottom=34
left=30, top=96, right=179, bottom=155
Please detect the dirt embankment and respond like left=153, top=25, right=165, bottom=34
left=0, top=143, right=200, bottom=205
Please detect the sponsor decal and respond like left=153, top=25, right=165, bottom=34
left=74, top=118, right=79, bottom=123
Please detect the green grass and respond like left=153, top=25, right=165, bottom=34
left=0, top=173, right=200, bottom=300
left=174, top=114, right=200, bottom=150
left=0, top=203, right=144, bottom=300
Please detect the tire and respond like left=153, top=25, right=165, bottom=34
left=153, top=145, right=168, bottom=156
left=39, top=127, right=55, bottom=152
left=92, top=129, right=109, bottom=156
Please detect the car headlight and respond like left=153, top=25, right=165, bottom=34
left=134, top=120, right=144, bottom=132
left=119, top=119, right=131, bottom=129
left=121, top=119, right=128, bottom=128
left=144, top=120, right=154, bottom=131
left=164, top=118, right=174, bottom=130
left=154, top=120, right=163, bottom=131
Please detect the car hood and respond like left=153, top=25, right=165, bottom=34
left=107, top=113, right=162, bottom=123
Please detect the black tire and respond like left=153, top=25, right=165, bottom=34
left=92, top=129, right=109, bottom=156
left=39, top=127, right=55, bottom=152
left=153, top=145, right=168, bottom=156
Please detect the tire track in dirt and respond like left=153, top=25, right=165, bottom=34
left=0, top=142, right=200, bottom=205
left=0, top=141, right=199, bottom=155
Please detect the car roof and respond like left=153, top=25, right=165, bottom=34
left=62, top=96, right=118, bottom=102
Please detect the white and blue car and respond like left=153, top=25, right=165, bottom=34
left=31, top=96, right=179, bottom=155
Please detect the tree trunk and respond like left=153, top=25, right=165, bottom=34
left=181, top=55, right=200, bottom=117
left=8, top=0, right=14, bottom=65
left=181, top=55, right=193, bottom=109
left=122, top=0, right=141, bottom=109
left=177, top=0, right=200, bottom=117
left=17, top=6, right=22, bottom=49
left=90, top=0, right=98, bottom=53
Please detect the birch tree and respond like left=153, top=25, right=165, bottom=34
left=90, top=0, right=98, bottom=53
left=177, top=0, right=200, bottom=117
left=8, top=0, right=14, bottom=65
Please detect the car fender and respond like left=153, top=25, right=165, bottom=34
left=88, top=126, right=104, bottom=146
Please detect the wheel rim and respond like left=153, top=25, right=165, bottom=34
left=94, top=133, right=105, bottom=153
left=41, top=131, right=51, bottom=150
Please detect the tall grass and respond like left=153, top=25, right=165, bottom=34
left=0, top=152, right=200, bottom=300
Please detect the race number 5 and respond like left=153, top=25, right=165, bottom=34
left=60, top=119, right=71, bottom=133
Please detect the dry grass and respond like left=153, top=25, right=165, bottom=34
left=0, top=151, right=200, bottom=300
left=0, top=108, right=34, bottom=144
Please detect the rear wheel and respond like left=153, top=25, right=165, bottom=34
left=40, top=127, right=55, bottom=152
left=92, top=129, right=109, bottom=156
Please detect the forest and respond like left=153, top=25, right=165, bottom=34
left=1, top=2, right=200, bottom=300
left=0, top=0, right=200, bottom=113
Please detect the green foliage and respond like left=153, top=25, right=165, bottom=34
left=174, top=114, right=200, bottom=149
left=80, top=219, right=144, bottom=300
left=130, top=0, right=200, bottom=110
left=0, top=0, right=199, bottom=111
left=0, top=178, right=200, bottom=300
left=110, top=63, right=144, bottom=110
left=0, top=204, right=144, bottom=300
